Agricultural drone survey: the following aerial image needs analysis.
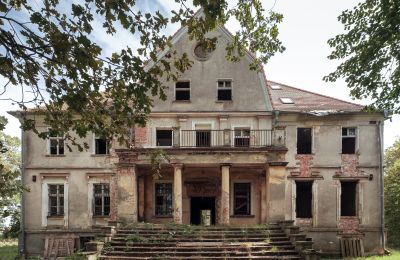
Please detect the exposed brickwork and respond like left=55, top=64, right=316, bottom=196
left=340, top=154, right=360, bottom=176
left=294, top=154, right=314, bottom=177
left=339, top=216, right=360, bottom=234
left=134, top=126, right=148, bottom=147
left=110, top=175, right=118, bottom=221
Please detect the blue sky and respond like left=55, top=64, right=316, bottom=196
left=0, top=0, right=398, bottom=148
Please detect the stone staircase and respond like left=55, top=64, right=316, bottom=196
left=96, top=222, right=319, bottom=260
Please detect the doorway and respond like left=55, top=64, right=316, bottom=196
left=190, top=197, right=216, bottom=225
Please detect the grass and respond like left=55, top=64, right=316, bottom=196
left=355, top=249, right=400, bottom=260
left=0, top=239, right=18, bottom=260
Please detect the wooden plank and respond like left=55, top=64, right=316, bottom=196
left=360, top=239, right=365, bottom=257
left=340, top=239, right=346, bottom=257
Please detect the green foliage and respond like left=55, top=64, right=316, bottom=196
left=0, top=0, right=284, bottom=150
left=384, top=138, right=400, bottom=247
left=325, top=0, right=400, bottom=113
left=0, top=116, right=24, bottom=237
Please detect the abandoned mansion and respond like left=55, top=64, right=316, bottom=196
left=10, top=23, right=386, bottom=258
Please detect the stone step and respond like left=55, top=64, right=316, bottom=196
left=113, top=234, right=286, bottom=239
left=103, top=250, right=300, bottom=257
left=99, top=256, right=303, bottom=260
left=110, top=237, right=291, bottom=243
left=110, top=245, right=295, bottom=252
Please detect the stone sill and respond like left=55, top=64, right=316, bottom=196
left=92, top=216, right=110, bottom=219
left=172, top=100, right=191, bottom=103
left=47, top=215, right=64, bottom=219
left=230, top=215, right=255, bottom=218
left=153, top=215, right=173, bottom=218
left=45, top=155, right=66, bottom=157
left=90, top=154, right=110, bottom=157
left=215, top=100, right=233, bottom=103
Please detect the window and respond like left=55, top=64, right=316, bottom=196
left=296, top=181, right=313, bottom=218
left=234, top=128, right=250, bottom=147
left=342, top=127, right=356, bottom=154
left=156, top=130, right=173, bottom=146
left=49, top=130, right=64, bottom=155
left=297, top=128, right=312, bottom=154
left=48, top=184, right=64, bottom=216
left=217, top=80, right=232, bottom=101
left=270, top=85, right=282, bottom=90
left=234, top=183, right=251, bottom=215
left=175, top=81, right=190, bottom=101
left=280, top=97, right=294, bottom=104
left=93, top=184, right=110, bottom=216
left=155, top=183, right=172, bottom=216
left=341, top=181, right=357, bottom=216
left=94, top=135, right=109, bottom=155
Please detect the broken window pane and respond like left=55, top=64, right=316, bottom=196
left=296, top=181, right=313, bottom=218
left=234, top=183, right=251, bottom=215
left=217, top=80, right=232, bottom=101
left=155, top=183, right=173, bottom=216
left=93, top=184, right=110, bottom=216
left=297, top=128, right=312, bottom=154
left=342, top=127, right=356, bottom=154
left=95, top=137, right=109, bottom=154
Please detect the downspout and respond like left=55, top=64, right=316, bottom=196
left=378, top=120, right=386, bottom=252
left=19, top=117, right=26, bottom=256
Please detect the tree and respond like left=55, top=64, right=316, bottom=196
left=384, top=137, right=400, bottom=247
left=324, top=0, right=400, bottom=113
left=0, top=116, right=23, bottom=238
left=0, top=0, right=285, bottom=148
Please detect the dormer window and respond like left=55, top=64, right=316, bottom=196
left=217, top=80, right=232, bottom=101
left=175, top=81, right=190, bottom=101
left=280, top=97, right=294, bottom=104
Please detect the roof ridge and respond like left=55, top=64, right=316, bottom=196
left=267, top=80, right=364, bottom=108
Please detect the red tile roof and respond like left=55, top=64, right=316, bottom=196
left=267, top=80, right=364, bottom=113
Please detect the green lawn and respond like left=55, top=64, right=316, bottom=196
left=0, top=239, right=18, bottom=260
left=355, top=249, right=400, bottom=260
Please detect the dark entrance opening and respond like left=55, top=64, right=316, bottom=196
left=190, top=197, right=216, bottom=225
left=296, top=181, right=313, bottom=218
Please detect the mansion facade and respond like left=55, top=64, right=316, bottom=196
left=11, top=23, right=385, bottom=257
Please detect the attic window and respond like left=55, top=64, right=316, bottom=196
left=280, top=97, right=294, bottom=104
left=270, top=85, right=282, bottom=90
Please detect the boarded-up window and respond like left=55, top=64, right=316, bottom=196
left=175, top=81, right=190, bottom=101
left=48, top=184, right=64, bottom=216
left=217, top=80, right=232, bottom=101
left=342, top=127, right=356, bottom=154
left=234, top=128, right=250, bottom=147
left=156, top=130, right=173, bottom=146
left=297, top=128, right=312, bottom=154
left=341, top=181, right=357, bottom=216
left=93, top=184, right=110, bottom=216
left=296, top=181, right=313, bottom=218
left=155, top=183, right=172, bottom=216
left=234, top=183, right=251, bottom=215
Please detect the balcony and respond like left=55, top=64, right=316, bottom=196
left=176, top=129, right=285, bottom=148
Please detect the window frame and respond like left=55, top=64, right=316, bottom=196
left=216, top=79, right=233, bottom=101
left=175, top=80, right=191, bottom=101
left=155, top=128, right=174, bottom=147
left=154, top=181, right=173, bottom=217
left=340, top=181, right=358, bottom=217
left=341, top=127, right=357, bottom=154
left=233, top=182, right=252, bottom=216
left=93, top=134, right=110, bottom=155
left=93, top=183, right=111, bottom=217
left=295, top=181, right=313, bottom=219
left=48, top=184, right=65, bottom=217
left=296, top=127, right=313, bottom=155
left=233, top=127, right=251, bottom=147
left=48, top=128, right=65, bottom=155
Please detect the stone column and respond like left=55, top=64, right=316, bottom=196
left=220, top=164, right=230, bottom=225
left=267, top=162, right=287, bottom=221
left=116, top=165, right=138, bottom=223
left=138, top=176, right=145, bottom=221
left=173, top=164, right=183, bottom=224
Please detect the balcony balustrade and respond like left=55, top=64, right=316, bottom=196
left=176, top=129, right=285, bottom=148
